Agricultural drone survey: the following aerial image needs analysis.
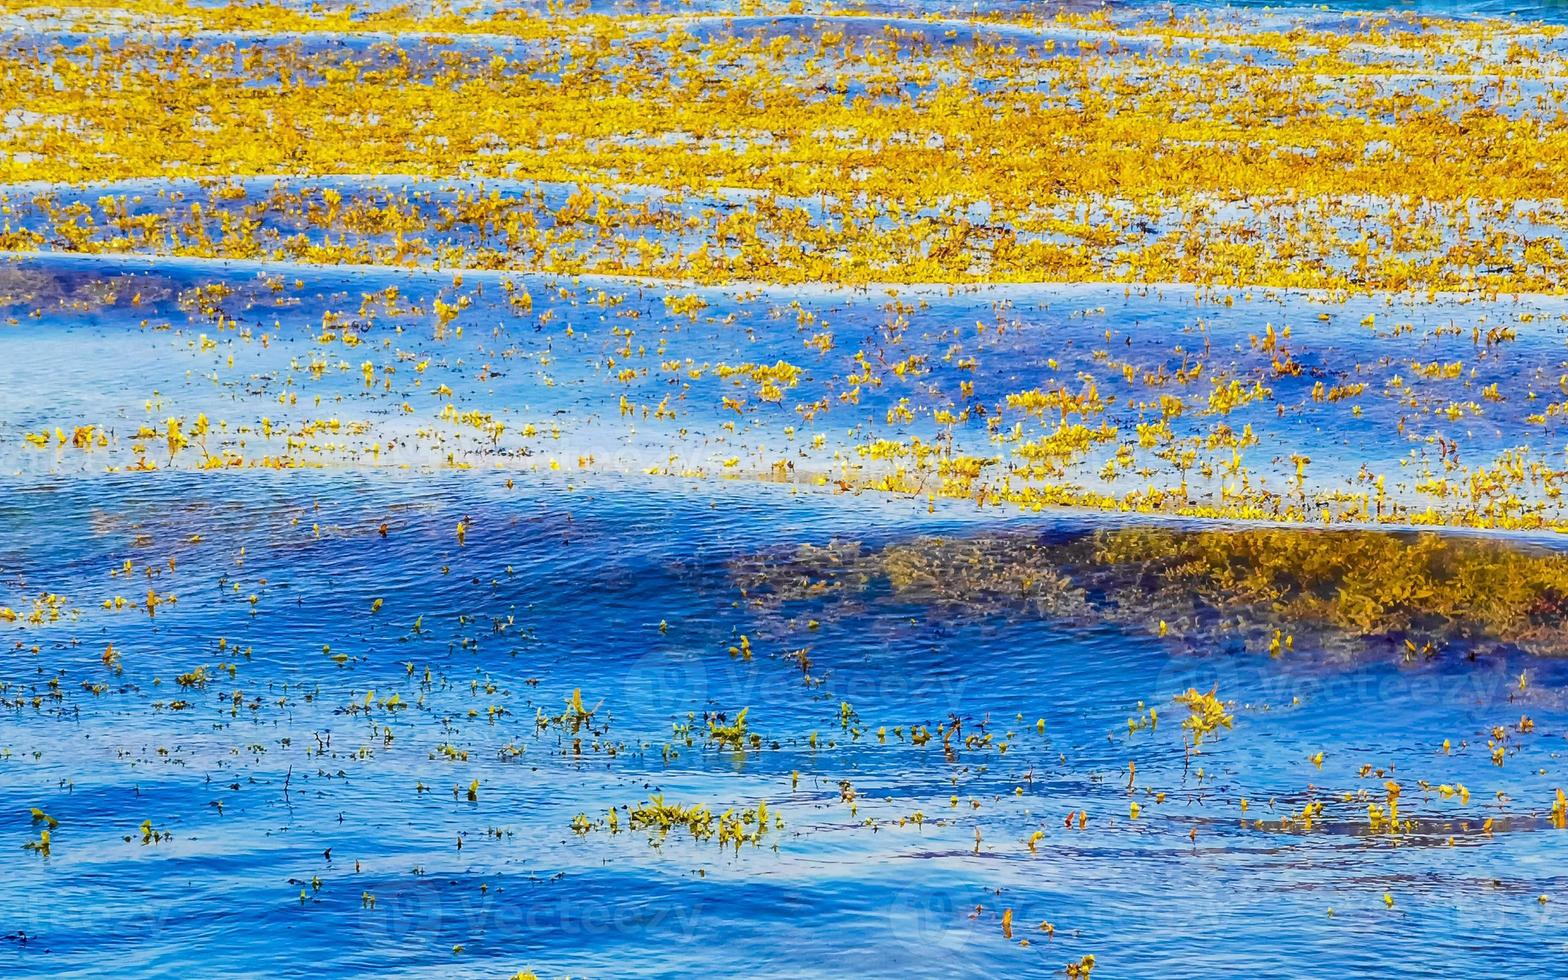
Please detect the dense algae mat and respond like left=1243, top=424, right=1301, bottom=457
left=11, top=0, right=1568, bottom=294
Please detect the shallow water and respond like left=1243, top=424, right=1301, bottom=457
left=6, top=0, right=1568, bottom=977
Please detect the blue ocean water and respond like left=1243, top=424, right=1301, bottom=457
left=5, top=471, right=1568, bottom=978
left=5, top=1, right=1568, bottom=977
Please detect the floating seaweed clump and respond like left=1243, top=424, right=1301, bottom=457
left=737, top=526, right=1568, bottom=658
left=1085, top=527, right=1568, bottom=657
left=573, top=795, right=778, bottom=851
left=734, top=536, right=1090, bottom=620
